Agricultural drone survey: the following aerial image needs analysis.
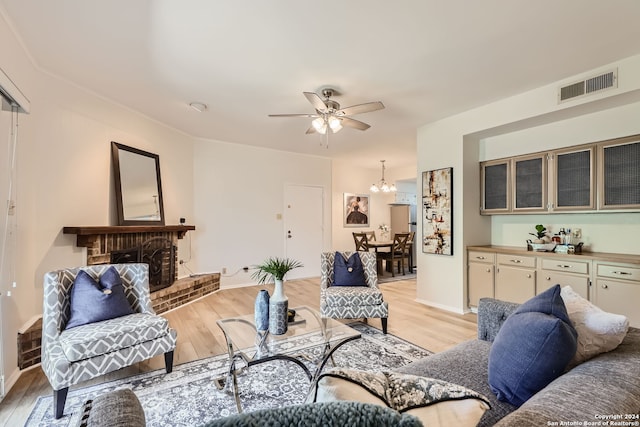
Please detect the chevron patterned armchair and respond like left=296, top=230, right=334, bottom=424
left=41, top=263, right=177, bottom=419
left=320, top=251, right=389, bottom=334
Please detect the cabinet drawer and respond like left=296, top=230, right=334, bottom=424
left=468, top=251, right=495, bottom=263
left=497, top=254, right=536, bottom=268
left=597, top=264, right=640, bottom=281
left=540, top=258, right=589, bottom=275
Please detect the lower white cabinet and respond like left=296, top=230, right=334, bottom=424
left=467, top=246, right=639, bottom=326
left=594, top=262, right=640, bottom=327
left=468, top=251, right=495, bottom=307
left=495, top=265, right=536, bottom=304
left=537, top=258, right=591, bottom=299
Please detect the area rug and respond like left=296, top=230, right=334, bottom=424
left=378, top=272, right=416, bottom=284
left=26, top=322, right=431, bottom=427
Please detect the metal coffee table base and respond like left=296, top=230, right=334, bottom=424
left=216, top=334, right=361, bottom=413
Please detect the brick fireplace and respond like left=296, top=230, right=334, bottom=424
left=17, top=225, right=221, bottom=370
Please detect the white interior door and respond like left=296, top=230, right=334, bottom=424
left=284, top=185, right=323, bottom=280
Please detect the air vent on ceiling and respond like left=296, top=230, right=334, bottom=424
left=558, top=69, right=617, bottom=103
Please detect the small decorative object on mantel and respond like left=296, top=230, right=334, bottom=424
left=251, top=257, right=303, bottom=335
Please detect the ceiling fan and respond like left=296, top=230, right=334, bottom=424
left=268, top=88, right=384, bottom=135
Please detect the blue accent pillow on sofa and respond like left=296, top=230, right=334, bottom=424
left=488, top=285, right=577, bottom=407
left=333, top=252, right=367, bottom=287
left=65, top=267, right=135, bottom=329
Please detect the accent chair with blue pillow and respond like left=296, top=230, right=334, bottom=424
left=41, top=263, right=177, bottom=419
left=320, top=251, right=388, bottom=333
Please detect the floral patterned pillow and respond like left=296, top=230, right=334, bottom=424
left=309, top=369, right=490, bottom=427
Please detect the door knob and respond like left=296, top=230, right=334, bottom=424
left=287, top=230, right=292, bottom=239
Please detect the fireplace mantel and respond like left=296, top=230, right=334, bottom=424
left=63, top=225, right=195, bottom=246
left=62, top=225, right=195, bottom=283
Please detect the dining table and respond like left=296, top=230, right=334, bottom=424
left=366, top=240, right=414, bottom=275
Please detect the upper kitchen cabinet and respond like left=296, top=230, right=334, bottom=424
left=480, top=159, right=510, bottom=214
left=480, top=134, right=639, bottom=215
left=550, top=145, right=595, bottom=211
left=512, top=154, right=547, bottom=212
left=598, top=136, right=640, bottom=210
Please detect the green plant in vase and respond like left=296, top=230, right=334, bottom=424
left=251, top=257, right=303, bottom=335
left=529, top=224, right=549, bottom=243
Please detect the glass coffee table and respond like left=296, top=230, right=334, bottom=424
left=215, top=305, right=361, bottom=412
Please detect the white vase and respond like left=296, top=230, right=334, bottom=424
left=269, top=279, right=288, bottom=335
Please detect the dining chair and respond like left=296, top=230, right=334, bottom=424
left=353, top=232, right=385, bottom=274
left=352, top=232, right=370, bottom=251
left=381, top=233, right=411, bottom=277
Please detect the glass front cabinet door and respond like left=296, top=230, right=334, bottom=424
left=481, top=159, right=510, bottom=214
left=550, top=146, right=595, bottom=211
left=598, top=137, right=640, bottom=210
left=512, top=154, right=547, bottom=212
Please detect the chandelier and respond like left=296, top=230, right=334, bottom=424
left=370, top=160, right=397, bottom=193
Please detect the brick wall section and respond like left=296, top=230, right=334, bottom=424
left=151, top=273, right=220, bottom=314
left=17, top=273, right=220, bottom=370
left=17, top=318, right=43, bottom=370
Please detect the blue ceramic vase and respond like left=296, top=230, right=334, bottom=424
left=269, top=279, right=288, bottom=335
left=254, top=289, right=270, bottom=332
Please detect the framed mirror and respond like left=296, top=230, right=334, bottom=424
left=111, top=141, right=165, bottom=225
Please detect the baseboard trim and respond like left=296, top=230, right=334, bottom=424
left=414, top=298, right=466, bottom=315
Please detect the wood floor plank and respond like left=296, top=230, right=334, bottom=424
left=0, top=276, right=476, bottom=426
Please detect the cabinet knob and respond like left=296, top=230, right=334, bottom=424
left=510, top=259, right=522, bottom=264
left=546, top=276, right=551, bottom=281
left=602, top=284, right=609, bottom=289
left=486, top=268, right=491, bottom=273
left=526, top=274, right=532, bottom=278
left=476, top=256, right=486, bottom=260
left=557, top=264, right=571, bottom=269
left=612, top=271, right=631, bottom=276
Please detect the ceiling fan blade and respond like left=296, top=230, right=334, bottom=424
left=305, top=126, right=317, bottom=134
left=303, top=92, right=328, bottom=112
left=340, top=116, right=371, bottom=131
left=268, top=113, right=319, bottom=118
left=338, top=101, right=385, bottom=116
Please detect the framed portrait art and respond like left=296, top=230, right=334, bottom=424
left=343, top=193, right=370, bottom=227
left=422, top=167, right=453, bottom=255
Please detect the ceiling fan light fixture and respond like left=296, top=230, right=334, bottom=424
left=312, top=117, right=327, bottom=134
left=328, top=116, right=342, bottom=132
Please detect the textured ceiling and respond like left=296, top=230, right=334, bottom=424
left=3, top=0, right=640, bottom=169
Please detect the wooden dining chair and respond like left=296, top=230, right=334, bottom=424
left=352, top=232, right=370, bottom=251
left=381, top=233, right=411, bottom=277
left=364, top=231, right=376, bottom=242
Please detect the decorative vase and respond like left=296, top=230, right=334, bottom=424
left=269, top=279, right=288, bottom=335
left=254, top=289, right=270, bottom=332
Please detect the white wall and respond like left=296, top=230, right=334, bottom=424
left=192, top=139, right=331, bottom=287
left=331, top=160, right=417, bottom=251
left=0, top=13, right=195, bottom=393
left=416, top=54, right=640, bottom=314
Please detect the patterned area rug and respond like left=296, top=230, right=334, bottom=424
left=378, top=272, right=416, bottom=283
left=26, top=322, right=431, bottom=426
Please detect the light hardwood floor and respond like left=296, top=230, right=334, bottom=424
left=0, top=277, right=477, bottom=426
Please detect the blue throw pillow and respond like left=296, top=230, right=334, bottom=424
left=333, top=252, right=367, bottom=287
left=488, top=285, right=577, bottom=407
left=65, top=267, right=135, bottom=329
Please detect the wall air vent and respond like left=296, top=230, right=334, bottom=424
left=558, top=69, right=617, bottom=103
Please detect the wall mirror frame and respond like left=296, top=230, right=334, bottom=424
left=111, top=141, right=165, bottom=225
